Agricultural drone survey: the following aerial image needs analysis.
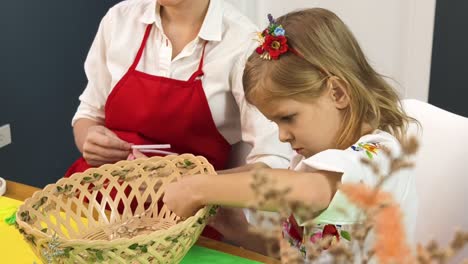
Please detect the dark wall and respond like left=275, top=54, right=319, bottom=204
left=0, top=1, right=120, bottom=187
left=429, top=0, right=468, bottom=117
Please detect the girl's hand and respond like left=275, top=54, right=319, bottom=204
left=82, top=125, right=131, bottom=167
left=163, top=176, right=204, bottom=219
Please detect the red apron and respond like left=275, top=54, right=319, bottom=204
left=65, top=24, right=231, bottom=240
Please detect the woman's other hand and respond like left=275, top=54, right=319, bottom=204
left=209, top=207, right=250, bottom=241
left=82, top=125, right=131, bottom=167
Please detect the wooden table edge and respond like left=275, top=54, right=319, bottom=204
left=4, top=180, right=280, bottom=263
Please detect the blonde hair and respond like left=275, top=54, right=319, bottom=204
left=243, top=8, right=415, bottom=149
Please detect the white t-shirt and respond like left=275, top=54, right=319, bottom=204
left=72, top=0, right=293, bottom=168
left=287, top=130, right=417, bottom=262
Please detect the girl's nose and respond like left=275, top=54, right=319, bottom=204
left=278, top=127, right=293, bottom=143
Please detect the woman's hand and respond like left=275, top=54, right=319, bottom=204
left=127, top=149, right=148, bottom=160
left=82, top=125, right=132, bottom=167
left=163, top=176, right=204, bottom=219
left=210, top=208, right=276, bottom=255
left=209, top=207, right=250, bottom=240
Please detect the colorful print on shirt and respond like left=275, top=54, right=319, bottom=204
left=350, top=142, right=380, bottom=159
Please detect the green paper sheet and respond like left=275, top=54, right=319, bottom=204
left=181, top=246, right=261, bottom=264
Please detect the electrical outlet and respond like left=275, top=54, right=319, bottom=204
left=0, top=124, right=12, bottom=148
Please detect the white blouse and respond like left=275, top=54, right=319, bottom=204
left=72, top=0, right=293, bottom=168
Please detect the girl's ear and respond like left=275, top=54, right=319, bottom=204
left=327, top=77, right=350, bottom=110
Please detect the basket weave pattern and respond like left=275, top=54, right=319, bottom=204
left=16, top=154, right=216, bottom=263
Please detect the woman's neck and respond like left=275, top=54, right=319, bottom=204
left=160, top=0, right=210, bottom=27
left=159, top=0, right=210, bottom=59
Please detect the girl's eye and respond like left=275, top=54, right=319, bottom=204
left=280, top=114, right=296, bottom=123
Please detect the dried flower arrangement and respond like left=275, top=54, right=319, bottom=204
left=247, top=136, right=468, bottom=264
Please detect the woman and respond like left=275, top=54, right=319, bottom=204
left=66, top=0, right=292, bottom=242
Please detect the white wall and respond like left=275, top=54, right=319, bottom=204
left=226, top=0, right=436, bottom=102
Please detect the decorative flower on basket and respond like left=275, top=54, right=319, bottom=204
left=15, top=154, right=217, bottom=264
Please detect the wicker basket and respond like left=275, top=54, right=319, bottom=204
left=16, top=154, right=217, bottom=264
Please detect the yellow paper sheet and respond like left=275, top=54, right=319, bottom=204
left=0, top=196, right=42, bottom=264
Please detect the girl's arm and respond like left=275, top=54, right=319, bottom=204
left=216, top=162, right=269, bottom=174
left=163, top=169, right=342, bottom=218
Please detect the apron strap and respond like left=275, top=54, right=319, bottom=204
left=188, top=41, right=208, bottom=82
left=130, top=24, right=153, bottom=71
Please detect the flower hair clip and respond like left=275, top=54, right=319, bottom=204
left=256, top=14, right=301, bottom=60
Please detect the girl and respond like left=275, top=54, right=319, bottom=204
left=162, top=8, right=417, bottom=260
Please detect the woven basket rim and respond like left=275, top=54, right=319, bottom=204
left=16, top=155, right=214, bottom=247
left=18, top=195, right=210, bottom=247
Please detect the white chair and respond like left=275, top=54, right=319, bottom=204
left=402, top=99, right=468, bottom=262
